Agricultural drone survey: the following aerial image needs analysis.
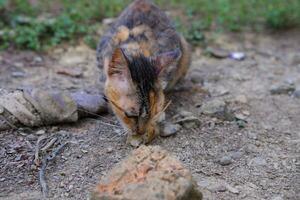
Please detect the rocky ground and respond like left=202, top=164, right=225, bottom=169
left=0, top=30, right=299, bottom=200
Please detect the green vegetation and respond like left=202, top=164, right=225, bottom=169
left=0, top=0, right=299, bottom=50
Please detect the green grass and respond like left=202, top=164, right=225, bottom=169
left=0, top=0, right=300, bottom=50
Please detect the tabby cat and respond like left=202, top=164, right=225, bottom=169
left=97, top=0, right=190, bottom=146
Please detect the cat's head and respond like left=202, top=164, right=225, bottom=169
left=104, top=47, right=180, bottom=140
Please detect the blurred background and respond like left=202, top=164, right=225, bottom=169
left=0, top=0, right=299, bottom=50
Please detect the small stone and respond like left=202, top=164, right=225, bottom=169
left=234, top=95, right=248, bottom=104
left=200, top=99, right=234, bottom=121
left=189, top=71, right=204, bottom=84
left=226, top=184, right=240, bottom=194
left=235, top=113, right=248, bottom=121
left=230, top=52, right=246, bottom=61
left=106, top=147, right=113, bottom=153
left=14, top=62, right=24, bottom=68
left=12, top=71, right=26, bottom=78
left=206, top=47, right=229, bottom=58
left=247, top=132, right=257, bottom=140
left=0, top=106, right=4, bottom=114
left=293, top=89, right=300, bottom=98
left=211, top=85, right=230, bottom=97
left=81, top=149, right=88, bottom=154
left=290, top=53, right=300, bottom=65
left=161, top=123, right=181, bottom=137
left=34, top=56, right=43, bottom=63
left=36, top=130, right=46, bottom=135
left=218, top=155, right=233, bottom=166
left=68, top=185, right=74, bottom=190
left=236, top=119, right=247, bottom=128
left=248, top=157, right=267, bottom=167
left=272, top=196, right=284, bottom=200
left=0, top=178, right=6, bottom=182
left=179, top=110, right=194, bottom=118
left=102, top=18, right=115, bottom=25
left=91, top=146, right=203, bottom=200
left=229, top=151, right=243, bottom=160
left=270, top=83, right=295, bottom=95
left=208, top=183, right=227, bottom=193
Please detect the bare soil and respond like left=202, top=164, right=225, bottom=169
left=0, top=30, right=299, bottom=200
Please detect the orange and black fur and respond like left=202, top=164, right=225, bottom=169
left=97, top=0, right=191, bottom=145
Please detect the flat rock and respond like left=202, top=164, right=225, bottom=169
left=91, top=145, right=203, bottom=200
left=200, top=99, right=234, bottom=121
left=161, top=123, right=181, bottom=137
left=270, top=83, right=295, bottom=95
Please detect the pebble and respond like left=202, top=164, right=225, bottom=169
left=208, top=183, right=227, bottom=193
left=161, top=123, right=181, bottom=137
left=230, top=52, right=246, bottom=61
left=272, top=196, right=284, bottom=200
left=218, top=155, right=233, bottom=166
left=206, top=47, right=229, bottom=58
left=235, top=113, right=248, bottom=121
left=36, top=130, right=46, bottom=135
left=12, top=71, right=26, bottom=78
left=33, top=56, right=43, bottom=63
left=229, top=151, right=243, bottom=160
left=270, top=83, right=295, bottom=95
left=293, top=89, right=300, bottom=98
left=290, top=53, right=300, bottom=65
left=106, top=147, right=113, bottom=153
left=0, top=106, right=4, bottom=114
left=14, top=62, right=24, bottom=68
left=247, top=132, right=258, bottom=140
left=234, top=95, right=248, bottom=104
left=226, top=184, right=240, bottom=194
left=211, top=85, right=230, bottom=96
left=248, top=157, right=267, bottom=167
left=200, top=99, right=234, bottom=121
left=189, top=71, right=204, bottom=84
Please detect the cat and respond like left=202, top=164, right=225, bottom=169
left=96, top=0, right=190, bottom=146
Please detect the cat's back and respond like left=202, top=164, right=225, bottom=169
left=97, top=0, right=181, bottom=69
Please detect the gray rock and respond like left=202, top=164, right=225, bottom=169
left=174, top=111, right=200, bottom=129
left=293, top=89, right=300, bottom=98
left=190, top=71, right=204, bottom=84
left=248, top=157, right=267, bottom=167
left=229, top=151, right=243, bottom=160
left=226, top=184, right=240, bottom=194
left=218, top=155, right=233, bottom=166
left=234, top=95, right=248, bottom=104
left=206, top=47, right=229, bottom=58
left=230, top=52, right=246, bottom=61
left=290, top=53, right=300, bottom=65
left=12, top=71, right=26, bottom=78
left=270, top=83, right=295, bottom=95
left=271, top=196, right=284, bottom=200
left=211, top=86, right=230, bottom=96
left=247, top=132, right=258, bottom=140
left=161, top=123, right=181, bottom=137
left=200, top=99, right=234, bottom=121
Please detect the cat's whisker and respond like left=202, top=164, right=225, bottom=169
left=152, top=100, right=172, bottom=121
left=77, top=108, right=121, bottom=127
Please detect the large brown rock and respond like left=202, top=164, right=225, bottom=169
left=91, top=145, right=202, bottom=200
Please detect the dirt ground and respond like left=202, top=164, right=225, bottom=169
left=0, top=30, right=299, bottom=200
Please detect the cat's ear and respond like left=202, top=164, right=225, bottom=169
left=151, top=48, right=181, bottom=75
left=107, top=48, right=130, bottom=76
